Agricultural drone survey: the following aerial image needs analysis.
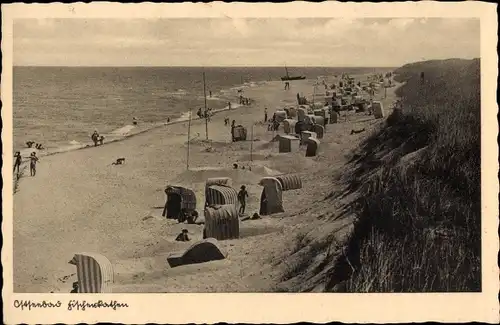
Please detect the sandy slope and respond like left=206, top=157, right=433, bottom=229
left=13, top=78, right=399, bottom=293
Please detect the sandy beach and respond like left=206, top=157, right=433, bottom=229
left=13, top=77, right=399, bottom=293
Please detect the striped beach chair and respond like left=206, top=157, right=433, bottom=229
left=205, top=185, right=238, bottom=207
left=163, top=185, right=197, bottom=219
left=258, top=177, right=284, bottom=215
left=68, top=252, right=114, bottom=293
left=276, top=174, right=303, bottom=191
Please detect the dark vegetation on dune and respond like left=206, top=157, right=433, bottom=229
left=342, top=58, right=481, bottom=292
left=279, top=58, right=481, bottom=292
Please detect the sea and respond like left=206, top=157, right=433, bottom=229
left=13, top=66, right=392, bottom=155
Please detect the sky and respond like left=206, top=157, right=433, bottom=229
left=13, top=18, right=480, bottom=67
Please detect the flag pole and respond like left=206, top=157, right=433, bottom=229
left=203, top=71, right=208, bottom=140
left=250, top=123, right=254, bottom=162
left=186, top=109, right=192, bottom=170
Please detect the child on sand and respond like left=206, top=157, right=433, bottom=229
left=237, top=185, right=249, bottom=215
left=28, top=152, right=39, bottom=176
left=91, top=130, right=99, bottom=147
left=175, top=229, right=190, bottom=242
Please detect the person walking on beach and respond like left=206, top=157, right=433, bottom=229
left=13, top=151, right=22, bottom=177
left=264, top=107, right=268, bottom=123
left=237, top=185, right=249, bottom=215
left=28, top=152, right=39, bottom=176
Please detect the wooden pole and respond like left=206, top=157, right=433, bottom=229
left=312, top=83, right=316, bottom=107
left=186, top=109, right=192, bottom=170
left=250, top=123, right=254, bottom=162
left=203, top=71, right=208, bottom=140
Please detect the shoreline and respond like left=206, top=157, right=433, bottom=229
left=13, top=76, right=271, bottom=158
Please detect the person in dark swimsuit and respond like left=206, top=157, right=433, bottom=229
left=237, top=185, right=249, bottom=215
left=13, top=151, right=22, bottom=176
left=28, top=152, right=39, bottom=176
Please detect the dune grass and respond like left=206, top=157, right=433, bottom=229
left=14, top=165, right=27, bottom=195
left=343, top=58, right=481, bottom=292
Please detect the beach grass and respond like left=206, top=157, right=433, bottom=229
left=13, top=165, right=27, bottom=195
left=343, top=58, right=481, bottom=292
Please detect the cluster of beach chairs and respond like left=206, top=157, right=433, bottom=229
left=66, top=72, right=391, bottom=293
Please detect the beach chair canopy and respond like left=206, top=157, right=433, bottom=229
left=274, top=110, right=287, bottom=122
left=313, top=109, right=326, bottom=117
left=294, top=120, right=306, bottom=134
left=69, top=252, right=113, bottom=293
left=306, top=137, right=320, bottom=157
left=312, top=124, right=325, bottom=139
left=258, top=177, right=284, bottom=215
left=296, top=108, right=307, bottom=122
left=283, top=119, right=297, bottom=134
left=204, top=204, right=240, bottom=240
left=165, top=186, right=197, bottom=212
left=276, top=174, right=302, bottom=191
left=205, top=185, right=238, bottom=207
left=232, top=126, right=247, bottom=141
left=304, top=114, right=316, bottom=125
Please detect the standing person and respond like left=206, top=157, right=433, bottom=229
left=28, top=152, right=39, bottom=176
left=13, top=151, right=22, bottom=176
left=264, top=107, right=268, bottom=123
left=209, top=90, right=212, bottom=98
left=228, top=101, right=231, bottom=110
left=237, top=185, right=249, bottom=215
left=231, top=119, right=236, bottom=142
left=91, top=130, right=99, bottom=147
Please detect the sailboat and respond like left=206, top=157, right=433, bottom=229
left=281, top=65, right=306, bottom=81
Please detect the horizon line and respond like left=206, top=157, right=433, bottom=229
left=13, top=65, right=399, bottom=69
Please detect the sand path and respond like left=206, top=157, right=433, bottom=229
left=13, top=78, right=399, bottom=293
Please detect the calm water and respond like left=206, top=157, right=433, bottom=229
left=13, top=66, right=391, bottom=152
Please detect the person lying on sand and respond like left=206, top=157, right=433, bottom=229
left=112, top=158, right=126, bottom=165
left=351, top=128, right=366, bottom=135
left=175, top=229, right=190, bottom=242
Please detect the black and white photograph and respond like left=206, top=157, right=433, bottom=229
left=2, top=2, right=498, bottom=324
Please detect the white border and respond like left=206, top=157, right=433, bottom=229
left=2, top=2, right=498, bottom=324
